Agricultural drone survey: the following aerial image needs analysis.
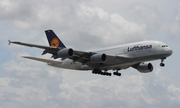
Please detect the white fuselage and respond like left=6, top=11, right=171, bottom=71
left=48, top=41, right=172, bottom=71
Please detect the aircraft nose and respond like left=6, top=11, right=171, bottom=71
left=167, top=48, right=173, bottom=56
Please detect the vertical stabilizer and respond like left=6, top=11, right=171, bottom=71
left=45, top=30, right=66, bottom=48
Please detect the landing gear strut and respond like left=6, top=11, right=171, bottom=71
left=160, top=58, right=165, bottom=67
left=113, top=70, right=121, bottom=76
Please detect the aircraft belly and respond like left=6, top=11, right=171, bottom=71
left=130, top=54, right=168, bottom=62
left=98, top=53, right=168, bottom=70
left=49, top=59, right=91, bottom=70
left=99, top=61, right=133, bottom=70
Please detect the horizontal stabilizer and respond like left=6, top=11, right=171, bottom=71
left=22, top=56, right=61, bottom=64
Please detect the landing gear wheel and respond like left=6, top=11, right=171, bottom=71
left=92, top=69, right=111, bottom=76
left=160, top=63, right=165, bottom=67
left=103, top=71, right=112, bottom=76
left=113, top=72, right=121, bottom=76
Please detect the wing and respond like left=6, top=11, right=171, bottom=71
left=9, top=40, right=60, bottom=55
left=22, top=56, right=62, bottom=64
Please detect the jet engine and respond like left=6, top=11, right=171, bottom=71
left=57, top=48, right=73, bottom=58
left=135, top=63, right=153, bottom=73
left=90, top=53, right=106, bottom=63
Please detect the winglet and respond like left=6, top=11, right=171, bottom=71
left=8, top=40, right=12, bottom=45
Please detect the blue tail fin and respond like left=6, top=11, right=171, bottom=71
left=45, top=30, right=66, bottom=48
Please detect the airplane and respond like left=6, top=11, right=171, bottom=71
left=8, top=30, right=173, bottom=76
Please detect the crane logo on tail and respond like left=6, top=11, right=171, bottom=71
left=50, top=38, right=60, bottom=48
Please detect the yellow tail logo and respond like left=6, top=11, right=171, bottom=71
left=50, top=38, right=60, bottom=48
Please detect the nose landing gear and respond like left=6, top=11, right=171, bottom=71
left=160, top=58, right=166, bottom=67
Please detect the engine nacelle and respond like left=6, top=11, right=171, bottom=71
left=57, top=48, right=73, bottom=58
left=90, top=53, right=106, bottom=63
left=135, top=63, right=153, bottom=73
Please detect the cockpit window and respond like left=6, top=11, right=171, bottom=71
left=162, top=45, right=168, bottom=47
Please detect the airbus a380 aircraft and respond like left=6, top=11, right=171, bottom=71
left=9, top=30, right=173, bottom=76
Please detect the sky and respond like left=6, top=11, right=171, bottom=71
left=0, top=0, right=180, bottom=108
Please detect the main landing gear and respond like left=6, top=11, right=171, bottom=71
left=92, top=69, right=111, bottom=76
left=113, top=70, right=121, bottom=76
left=92, top=69, right=121, bottom=76
left=160, top=58, right=166, bottom=67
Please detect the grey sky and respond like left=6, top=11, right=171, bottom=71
left=0, top=0, right=180, bottom=108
